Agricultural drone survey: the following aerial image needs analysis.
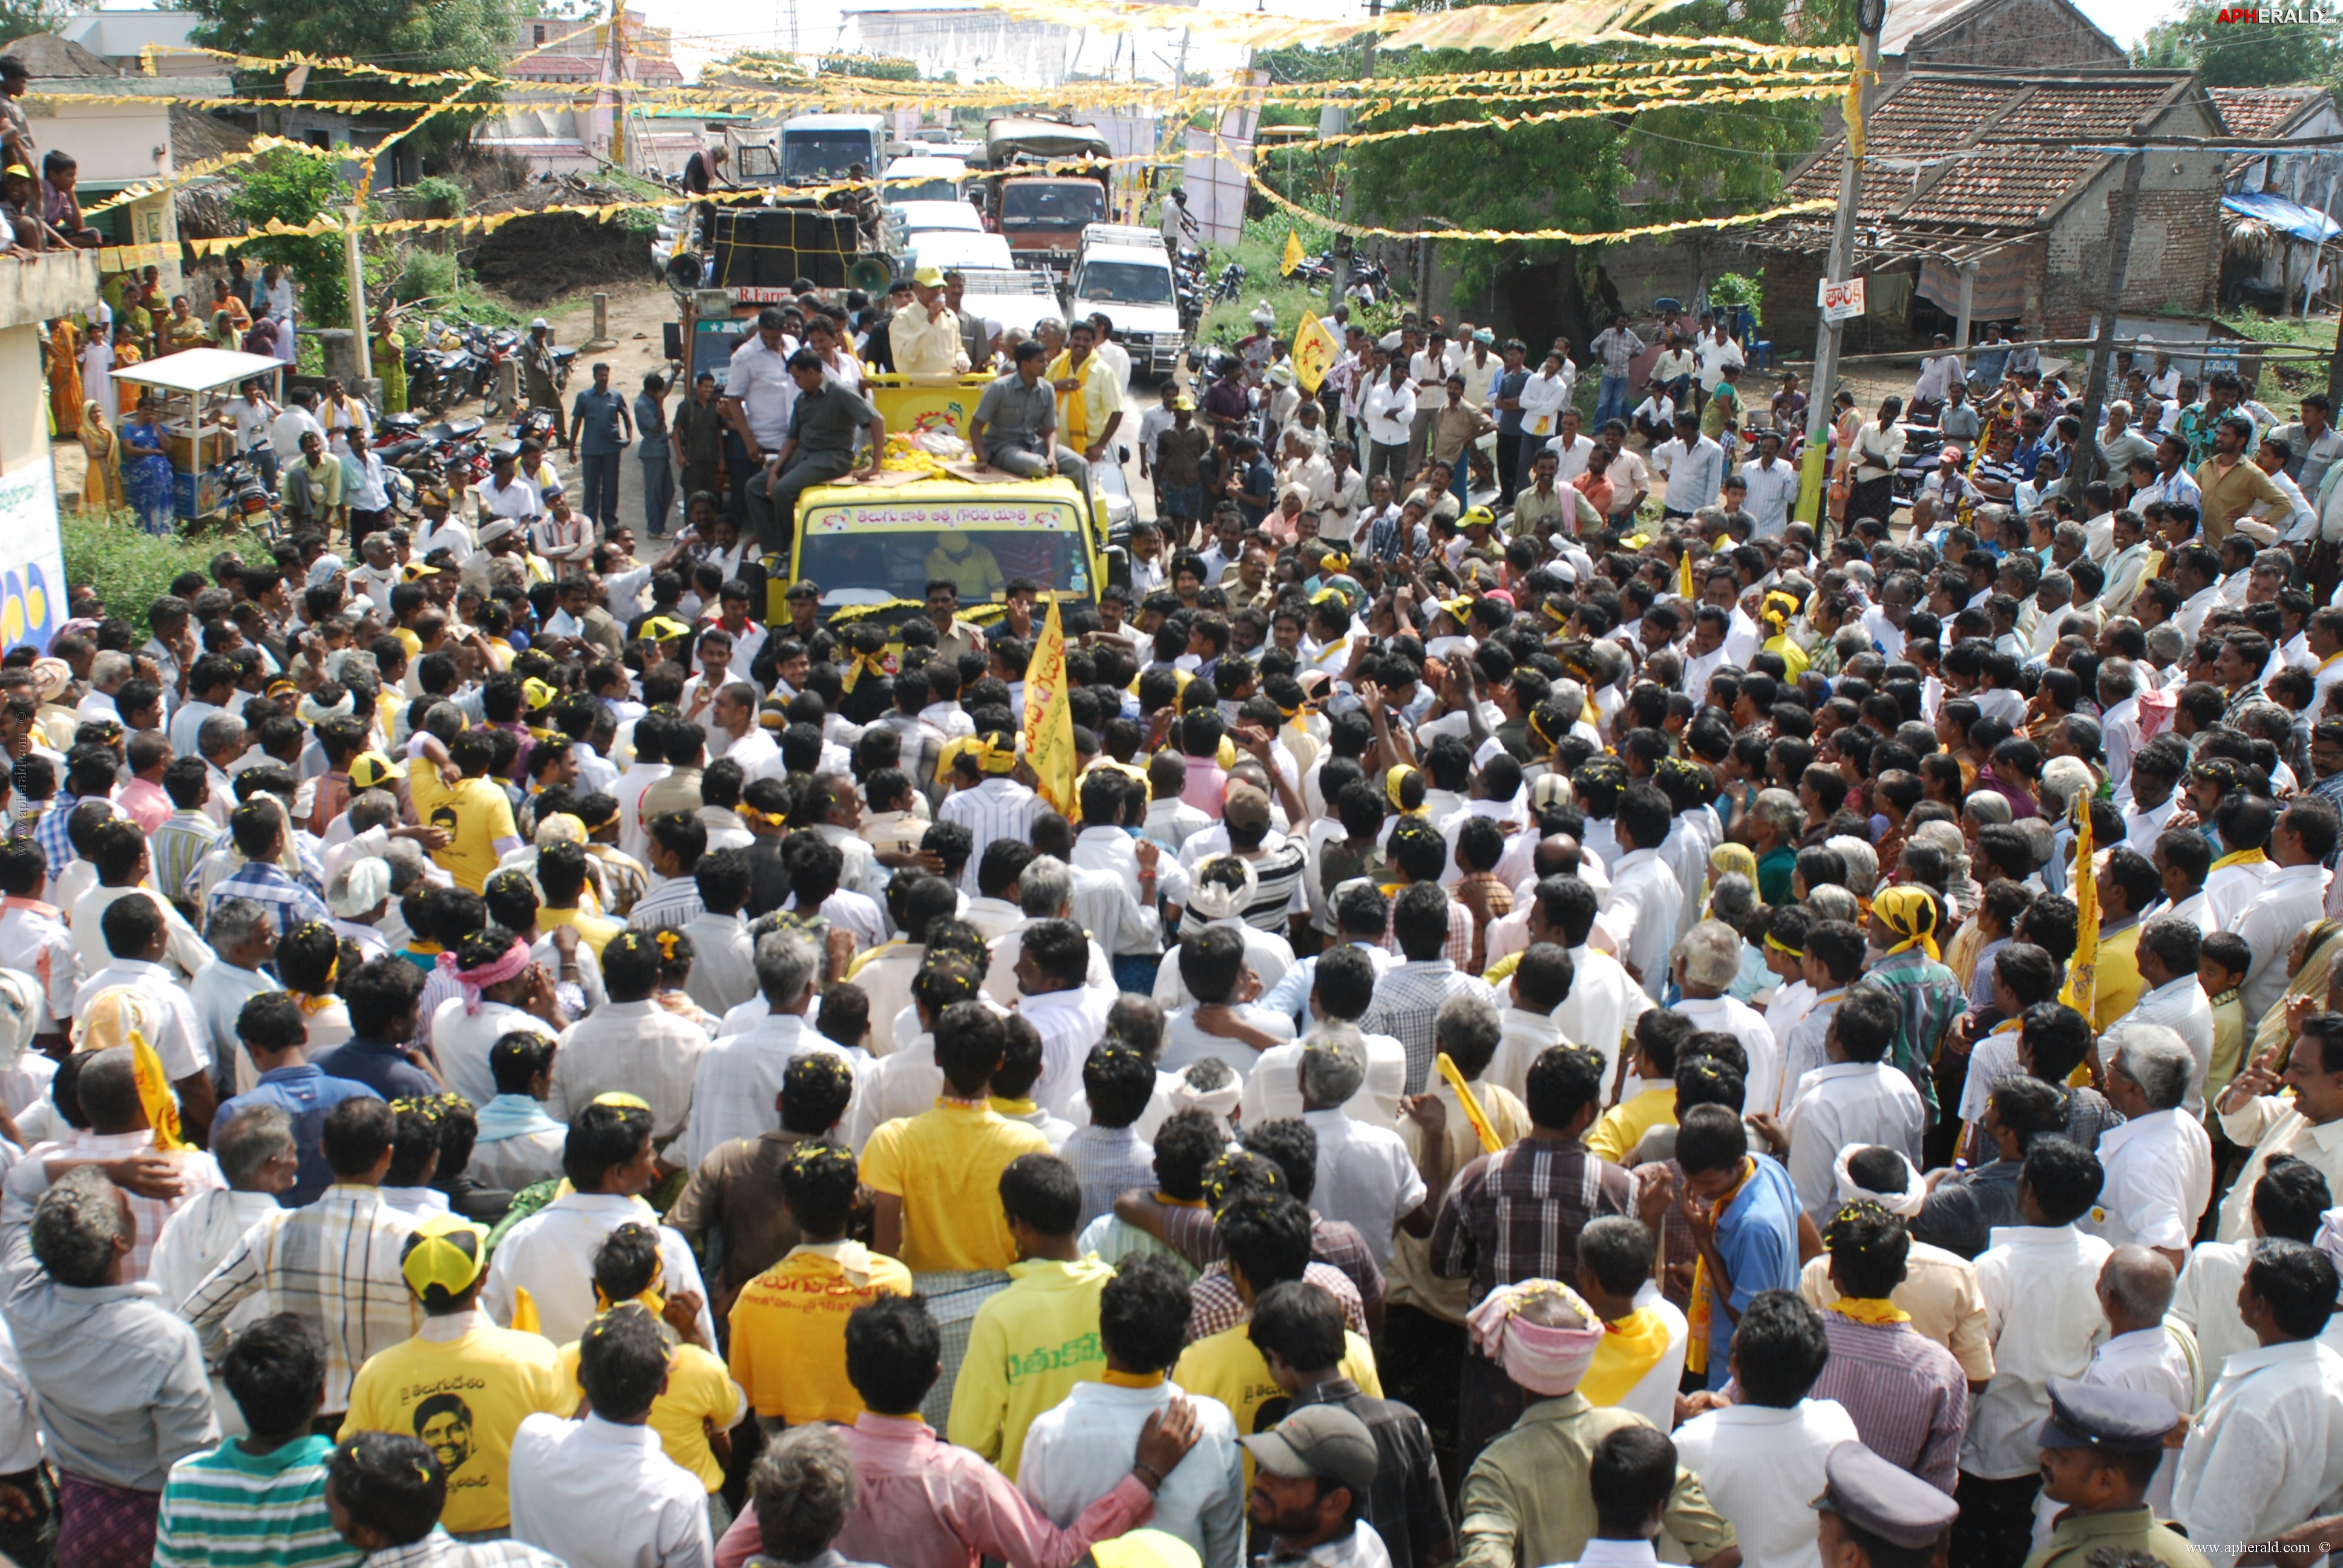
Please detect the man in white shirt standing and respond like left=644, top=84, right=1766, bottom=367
left=1591, top=785, right=1682, bottom=1004
left=2232, top=798, right=2335, bottom=1025
left=1293, top=1027, right=1426, bottom=1273
left=2171, top=1235, right=2343, bottom=1567
left=1670, top=919, right=1781, bottom=1111
left=1778, top=986, right=1925, bottom=1220
left=1738, top=431, right=1798, bottom=539
left=508, top=1300, right=714, bottom=1568
left=1674, top=1292, right=1860, bottom=1568
left=1652, top=410, right=1723, bottom=520
left=2094, top=1025, right=2214, bottom=1264
left=1958, top=1137, right=2114, bottom=1568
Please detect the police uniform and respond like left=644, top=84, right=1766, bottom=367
left=2022, top=1380, right=2207, bottom=1568
left=1812, top=1440, right=1960, bottom=1561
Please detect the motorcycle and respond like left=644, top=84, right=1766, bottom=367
left=219, top=452, right=281, bottom=541
left=1211, top=261, right=1247, bottom=305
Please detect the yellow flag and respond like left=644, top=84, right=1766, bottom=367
left=511, top=1285, right=541, bottom=1336
left=1679, top=541, right=1697, bottom=601
left=1280, top=229, right=1305, bottom=276
left=1023, top=593, right=1077, bottom=819
left=1293, top=310, right=1340, bottom=394
left=2059, top=796, right=2097, bottom=1024
left=130, top=1030, right=186, bottom=1152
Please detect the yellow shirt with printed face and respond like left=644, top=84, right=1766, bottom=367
left=339, top=1322, right=571, bottom=1534
left=408, top=757, right=519, bottom=892
left=557, top=1331, right=744, bottom=1492
left=859, top=1100, right=1050, bottom=1273
left=727, top=1241, right=914, bottom=1425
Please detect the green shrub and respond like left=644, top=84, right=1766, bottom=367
left=61, top=514, right=275, bottom=639
left=393, top=247, right=459, bottom=305
left=410, top=175, right=466, bottom=217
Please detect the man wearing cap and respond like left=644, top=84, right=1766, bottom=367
left=1810, top=1442, right=1960, bottom=1568
left=522, top=318, right=567, bottom=446
left=2025, top=1378, right=2203, bottom=1568
left=339, top=1212, right=571, bottom=1538
left=894, top=267, right=969, bottom=377
left=748, top=349, right=884, bottom=559
left=1242, top=1404, right=1392, bottom=1568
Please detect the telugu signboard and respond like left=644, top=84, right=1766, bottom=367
left=1818, top=276, right=1867, bottom=322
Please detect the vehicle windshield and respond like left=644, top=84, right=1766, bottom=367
left=798, top=528, right=1090, bottom=605
left=883, top=175, right=960, bottom=202
left=782, top=132, right=875, bottom=180
left=1075, top=260, right=1175, bottom=305
left=1000, top=181, right=1106, bottom=232
left=735, top=144, right=780, bottom=181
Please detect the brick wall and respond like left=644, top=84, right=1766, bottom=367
left=1761, top=248, right=1830, bottom=350
left=2042, top=183, right=2221, bottom=336
left=1904, top=0, right=2124, bottom=71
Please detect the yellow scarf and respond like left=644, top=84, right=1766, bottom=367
left=2210, top=847, right=2269, bottom=874
left=1829, top=1297, right=1912, bottom=1325
left=840, top=649, right=890, bottom=693
left=1873, top=884, right=1941, bottom=963
left=1685, top=1159, right=1754, bottom=1375
left=1579, top=1308, right=1676, bottom=1406
left=1101, top=1368, right=1167, bottom=1389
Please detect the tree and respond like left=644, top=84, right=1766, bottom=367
left=186, top=0, right=518, bottom=139
left=0, top=0, right=64, bottom=48
left=1324, top=0, right=1837, bottom=347
left=2135, top=2, right=2338, bottom=87
left=231, top=149, right=352, bottom=325
left=819, top=53, right=920, bottom=82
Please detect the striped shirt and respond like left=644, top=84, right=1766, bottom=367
left=936, top=777, right=1046, bottom=898
left=1357, top=959, right=1498, bottom=1093
left=152, top=1434, right=359, bottom=1568
left=1864, top=947, right=1967, bottom=1124
left=31, top=790, right=90, bottom=883
left=179, top=1184, right=421, bottom=1414
left=1059, top=1124, right=1156, bottom=1232
left=1429, top=1132, right=1635, bottom=1307
left=207, top=859, right=330, bottom=933
left=626, top=872, right=706, bottom=933
left=1805, top=1310, right=1970, bottom=1494
left=152, top=810, right=221, bottom=904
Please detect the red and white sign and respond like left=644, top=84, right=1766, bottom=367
left=1817, top=275, right=1866, bottom=322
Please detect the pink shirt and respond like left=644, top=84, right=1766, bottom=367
left=1179, top=760, right=1228, bottom=819
left=711, top=1412, right=1155, bottom=1568
left=114, top=776, right=172, bottom=835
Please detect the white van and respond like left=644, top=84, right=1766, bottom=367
left=1066, top=223, right=1183, bottom=377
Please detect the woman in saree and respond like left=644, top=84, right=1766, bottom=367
left=119, top=396, right=174, bottom=534
left=46, top=317, right=80, bottom=436
left=76, top=397, right=122, bottom=515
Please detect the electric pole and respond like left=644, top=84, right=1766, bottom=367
left=2069, top=146, right=2145, bottom=497
left=1794, top=0, right=1884, bottom=527
left=1330, top=0, right=1377, bottom=305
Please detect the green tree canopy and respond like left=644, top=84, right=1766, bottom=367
left=2135, top=2, right=2339, bottom=87
left=229, top=148, right=352, bottom=324
left=1277, top=0, right=1839, bottom=344
left=186, top=0, right=517, bottom=133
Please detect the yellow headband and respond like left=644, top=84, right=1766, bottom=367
left=974, top=733, right=1019, bottom=774
left=400, top=1213, right=490, bottom=1300
left=839, top=648, right=890, bottom=694
left=1320, top=551, right=1352, bottom=573
left=522, top=676, right=558, bottom=710
left=1385, top=765, right=1424, bottom=814
left=1764, top=933, right=1804, bottom=958
left=1873, top=884, right=1940, bottom=963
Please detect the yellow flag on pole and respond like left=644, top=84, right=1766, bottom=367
left=1679, top=541, right=1697, bottom=601
left=1023, top=593, right=1078, bottom=819
left=1281, top=228, right=1305, bottom=276
left=1293, top=310, right=1340, bottom=394
left=2059, top=796, right=2097, bottom=1025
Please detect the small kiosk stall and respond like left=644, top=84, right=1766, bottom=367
left=113, top=348, right=287, bottom=523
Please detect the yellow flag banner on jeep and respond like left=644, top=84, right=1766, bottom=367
left=1293, top=311, right=1342, bottom=396
left=1025, top=593, right=1078, bottom=820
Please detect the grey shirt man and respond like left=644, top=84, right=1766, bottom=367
left=1, top=1163, right=218, bottom=1490
left=787, top=380, right=879, bottom=460
left=974, top=371, right=1058, bottom=457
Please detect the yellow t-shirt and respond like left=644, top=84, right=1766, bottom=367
left=339, top=1321, right=572, bottom=1534
left=859, top=1101, right=1050, bottom=1273
left=537, top=904, right=625, bottom=959
left=728, top=1241, right=915, bottom=1425
left=557, top=1330, right=744, bottom=1492
left=408, top=759, right=520, bottom=892
left=393, top=627, right=424, bottom=658
left=946, top=1256, right=1114, bottom=1478
left=1585, top=1085, right=1679, bottom=1165
left=1173, top=1324, right=1380, bottom=1440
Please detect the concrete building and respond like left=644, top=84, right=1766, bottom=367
left=57, top=7, right=211, bottom=76
left=475, top=10, right=684, bottom=176
left=1876, top=0, right=2124, bottom=79
left=0, top=250, right=97, bottom=653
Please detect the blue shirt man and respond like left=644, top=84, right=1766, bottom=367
left=312, top=1036, right=436, bottom=1103
left=214, top=992, right=384, bottom=1205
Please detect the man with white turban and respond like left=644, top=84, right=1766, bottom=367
left=1454, top=1279, right=1737, bottom=1568
left=1795, top=1146, right=1994, bottom=1383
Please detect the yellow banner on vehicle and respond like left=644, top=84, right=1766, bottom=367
left=1293, top=310, right=1341, bottom=394
left=1024, top=593, right=1078, bottom=820
left=1281, top=229, right=1305, bottom=277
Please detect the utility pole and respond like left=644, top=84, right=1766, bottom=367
left=1330, top=0, right=1377, bottom=305
left=2069, top=147, right=2145, bottom=496
left=1794, top=0, right=1883, bottom=527
left=344, top=205, right=372, bottom=383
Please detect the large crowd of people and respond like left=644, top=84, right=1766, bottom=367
left=4, top=244, right=2343, bottom=1568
